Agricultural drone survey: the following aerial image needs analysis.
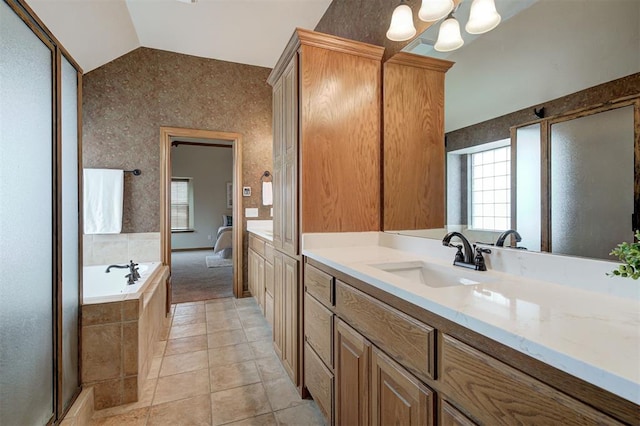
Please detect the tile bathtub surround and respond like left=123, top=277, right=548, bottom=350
left=81, top=266, right=169, bottom=409
left=88, top=297, right=326, bottom=426
left=83, top=232, right=161, bottom=266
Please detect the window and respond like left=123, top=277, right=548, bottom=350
left=171, top=178, right=193, bottom=231
left=470, top=146, right=511, bottom=231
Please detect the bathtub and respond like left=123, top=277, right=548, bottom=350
left=81, top=261, right=168, bottom=409
left=83, top=262, right=161, bottom=303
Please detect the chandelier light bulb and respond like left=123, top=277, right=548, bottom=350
left=466, top=0, right=502, bottom=34
left=434, top=17, right=464, bottom=52
left=386, top=3, right=417, bottom=41
left=418, top=0, right=454, bottom=22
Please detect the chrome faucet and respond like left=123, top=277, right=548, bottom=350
left=496, top=230, right=522, bottom=247
left=442, top=232, right=491, bottom=271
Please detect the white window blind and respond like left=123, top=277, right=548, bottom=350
left=470, top=146, right=511, bottom=231
left=171, top=178, right=191, bottom=230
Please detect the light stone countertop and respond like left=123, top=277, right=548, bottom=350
left=302, top=232, right=640, bottom=405
left=247, top=220, right=273, bottom=242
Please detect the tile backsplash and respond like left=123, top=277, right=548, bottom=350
left=83, top=233, right=160, bottom=266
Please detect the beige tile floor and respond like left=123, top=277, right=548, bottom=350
left=89, top=297, right=326, bottom=426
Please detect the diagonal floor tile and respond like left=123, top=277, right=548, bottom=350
left=210, top=360, right=261, bottom=392
left=147, top=394, right=211, bottom=426
left=274, top=401, right=327, bottom=426
left=153, top=369, right=210, bottom=406
left=207, top=329, right=247, bottom=349
left=210, top=383, right=271, bottom=425
left=159, top=349, right=208, bottom=377
left=164, top=334, right=208, bottom=356
left=208, top=343, right=256, bottom=367
left=169, top=322, right=207, bottom=340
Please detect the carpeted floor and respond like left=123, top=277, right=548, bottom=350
left=171, top=250, right=233, bottom=304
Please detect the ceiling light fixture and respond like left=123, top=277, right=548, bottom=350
left=387, top=0, right=417, bottom=42
left=386, top=0, right=501, bottom=52
left=434, top=13, right=464, bottom=52
left=418, top=0, right=454, bottom=22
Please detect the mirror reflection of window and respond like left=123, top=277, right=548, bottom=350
left=470, top=146, right=511, bottom=231
left=446, top=139, right=511, bottom=238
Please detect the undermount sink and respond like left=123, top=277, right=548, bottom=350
left=369, top=260, right=494, bottom=288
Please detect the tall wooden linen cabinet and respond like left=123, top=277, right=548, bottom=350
left=267, top=29, right=384, bottom=386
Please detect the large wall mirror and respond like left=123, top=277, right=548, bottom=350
left=387, top=0, right=640, bottom=261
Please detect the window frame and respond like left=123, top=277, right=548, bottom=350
left=170, top=177, right=194, bottom=232
left=468, top=144, right=511, bottom=232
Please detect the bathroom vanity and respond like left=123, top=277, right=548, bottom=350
left=300, top=232, right=639, bottom=425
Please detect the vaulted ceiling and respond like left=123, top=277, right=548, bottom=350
left=26, top=0, right=332, bottom=73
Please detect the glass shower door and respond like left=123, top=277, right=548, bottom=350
left=0, top=1, right=55, bottom=424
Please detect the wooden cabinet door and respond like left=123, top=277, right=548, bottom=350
left=371, top=347, right=435, bottom=426
left=441, top=401, right=476, bottom=426
left=272, top=76, right=284, bottom=250
left=273, top=252, right=284, bottom=359
left=282, top=57, right=298, bottom=256
left=248, top=249, right=258, bottom=298
left=282, top=253, right=299, bottom=383
left=335, top=319, right=370, bottom=426
left=257, top=255, right=265, bottom=312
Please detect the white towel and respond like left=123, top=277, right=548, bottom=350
left=83, top=168, right=124, bottom=234
left=262, top=181, right=273, bottom=206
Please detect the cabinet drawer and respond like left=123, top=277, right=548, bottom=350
left=335, top=280, right=435, bottom=382
left=249, top=234, right=265, bottom=257
left=264, top=243, right=275, bottom=263
left=441, top=335, right=621, bottom=426
left=304, top=293, right=334, bottom=369
left=304, top=264, right=334, bottom=307
left=304, top=343, right=333, bottom=424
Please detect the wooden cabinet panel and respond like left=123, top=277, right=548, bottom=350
left=304, top=293, right=333, bottom=368
left=304, top=263, right=334, bottom=307
left=371, top=347, right=434, bottom=426
left=383, top=53, right=453, bottom=231
left=441, top=335, right=622, bottom=426
left=335, top=319, right=370, bottom=426
left=273, top=253, right=284, bottom=359
left=248, top=249, right=258, bottom=298
left=257, top=255, right=265, bottom=311
left=282, top=57, right=298, bottom=257
left=272, top=77, right=284, bottom=250
left=265, top=293, right=274, bottom=329
left=304, top=343, right=333, bottom=424
left=300, top=43, right=381, bottom=234
left=441, top=401, right=476, bottom=426
left=249, top=234, right=265, bottom=257
left=282, top=157, right=297, bottom=256
left=335, top=280, right=436, bottom=382
left=282, top=253, right=299, bottom=384
left=264, top=242, right=275, bottom=264
left=265, top=259, right=274, bottom=297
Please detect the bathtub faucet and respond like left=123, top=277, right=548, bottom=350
left=105, top=263, right=129, bottom=273
left=106, top=260, right=140, bottom=285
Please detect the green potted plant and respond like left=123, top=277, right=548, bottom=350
left=609, top=230, right=640, bottom=279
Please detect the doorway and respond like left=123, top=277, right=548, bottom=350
left=160, top=127, right=243, bottom=303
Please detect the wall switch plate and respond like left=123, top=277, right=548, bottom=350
left=245, top=208, right=259, bottom=218
left=243, top=187, right=251, bottom=197
left=270, top=208, right=273, bottom=217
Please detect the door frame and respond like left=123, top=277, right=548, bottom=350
left=160, top=126, right=244, bottom=298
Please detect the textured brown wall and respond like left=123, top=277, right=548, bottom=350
left=83, top=47, right=273, bottom=286
left=315, top=0, right=446, bottom=60
left=83, top=47, right=272, bottom=232
left=446, top=72, right=640, bottom=151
